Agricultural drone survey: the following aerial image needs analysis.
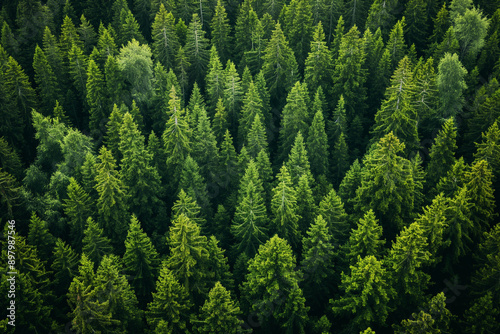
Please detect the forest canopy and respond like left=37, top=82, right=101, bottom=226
left=0, top=0, right=500, bottom=333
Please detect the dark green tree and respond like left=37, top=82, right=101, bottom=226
left=185, top=14, right=210, bottom=84
left=211, top=0, right=232, bottom=62
left=151, top=4, right=178, bottom=69
left=427, top=118, right=458, bottom=188
left=347, top=210, right=385, bottom=262
left=64, top=178, right=94, bottom=251
left=33, top=45, right=58, bottom=114
left=307, top=108, right=329, bottom=178
left=82, top=217, right=113, bottom=266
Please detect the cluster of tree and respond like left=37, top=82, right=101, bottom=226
left=1, top=0, right=500, bottom=333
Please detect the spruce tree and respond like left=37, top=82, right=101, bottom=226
left=178, top=155, right=211, bottom=218
left=347, top=210, right=385, bottom=262
left=239, top=81, right=264, bottom=148
left=385, top=18, right=407, bottom=73
left=466, top=160, right=496, bottom=234
left=437, top=53, right=468, bottom=119
left=223, top=60, right=243, bottom=130
left=304, top=22, right=332, bottom=95
left=151, top=4, right=178, bottom=69
left=206, top=47, right=226, bottom=113
left=205, top=235, right=234, bottom=291
left=185, top=14, right=210, bottom=85
left=146, top=263, right=191, bottom=332
left=28, top=212, right=55, bottom=260
left=427, top=118, right=458, bottom=187
left=242, top=235, right=309, bottom=332
left=95, top=146, right=129, bottom=248
left=33, top=45, right=58, bottom=114
left=51, top=238, right=79, bottom=298
left=283, top=0, right=313, bottom=67
left=172, top=188, right=206, bottom=229
left=82, top=217, right=113, bottom=266
left=246, top=114, right=269, bottom=158
left=211, top=0, right=232, bottom=62
left=123, top=215, right=159, bottom=301
left=318, top=188, right=349, bottom=245
left=64, top=178, right=94, bottom=251
left=474, top=121, right=500, bottom=176
left=286, top=131, right=314, bottom=186
left=307, top=108, right=329, bottom=178
left=192, top=107, right=220, bottom=186
left=86, top=59, right=107, bottom=139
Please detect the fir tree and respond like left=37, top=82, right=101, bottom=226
left=427, top=118, right=458, bottom=187
left=206, top=47, right=226, bottom=113
left=304, top=22, right=332, bottom=96
left=185, top=14, right=210, bottom=85
left=239, top=81, right=264, bottom=147
left=64, top=178, right=94, bottom=251
left=192, top=107, right=220, bottom=186
left=82, top=217, right=113, bottom=266
left=178, top=155, right=211, bottom=218
left=347, top=210, right=385, bottom=262
left=466, top=160, right=497, bottom=234
left=28, top=212, right=55, bottom=259
left=86, top=59, right=107, bottom=139
left=307, top=108, right=329, bottom=178
left=211, top=0, right=232, bottom=63
left=33, top=45, right=58, bottom=114
left=318, top=188, right=349, bottom=245
left=437, top=52, right=467, bottom=119
left=246, top=114, right=268, bottom=158
left=474, top=121, right=500, bottom=176
left=172, top=188, right=206, bottom=229
left=223, top=60, right=243, bottom=130
left=283, top=0, right=313, bottom=67
left=286, top=131, right=314, bottom=186
left=123, top=215, right=159, bottom=300
left=51, top=238, right=79, bottom=298
left=151, top=4, right=178, bottom=69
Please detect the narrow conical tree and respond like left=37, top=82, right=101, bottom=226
left=271, top=164, right=301, bottom=246
left=119, top=112, right=161, bottom=226
left=172, top=188, right=206, bottom=229
left=474, top=121, right=500, bottom=176
left=385, top=18, right=407, bottom=73
left=295, top=173, right=317, bottom=235
left=223, top=60, right=243, bottom=130
left=123, top=215, right=159, bottom=300
left=347, top=210, right=385, bottom=263
left=28, top=212, right=55, bottom=259
left=239, top=81, right=264, bottom=147
left=33, top=45, right=58, bottom=114
left=466, top=160, right=496, bottom=234
left=147, top=262, right=191, bottom=333
left=307, top=108, right=329, bottom=178
left=166, top=214, right=209, bottom=294
left=86, top=59, right=106, bottom=138
left=192, top=107, right=219, bottom=186
left=437, top=53, right=467, bottom=119
left=242, top=235, right=309, bottom=332
left=205, top=236, right=234, bottom=290
left=301, top=215, right=336, bottom=307
left=95, top=146, right=129, bottom=248
left=178, top=155, right=211, bottom=218
left=185, top=14, right=210, bottom=84
left=283, top=0, right=314, bottom=66
left=151, top=4, right=178, bottom=69
left=246, top=113, right=268, bottom=158
left=205, top=47, right=225, bottom=113
left=105, top=104, right=124, bottom=162
left=304, top=22, right=332, bottom=94
left=286, top=131, right=314, bottom=187
left=318, top=188, right=349, bottom=245
left=51, top=238, right=79, bottom=297
left=63, top=178, right=94, bottom=251
left=427, top=118, right=458, bottom=187
left=193, top=281, right=243, bottom=333
left=210, top=0, right=231, bottom=62
left=82, top=217, right=113, bottom=266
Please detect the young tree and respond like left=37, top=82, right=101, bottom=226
left=123, top=215, right=159, bottom=301
left=193, top=281, right=243, bottom=333
left=242, top=235, right=309, bottom=332
left=95, top=146, right=129, bottom=248
left=331, top=255, right=393, bottom=331
left=151, top=4, right=178, bottom=69
left=146, top=263, right=192, bottom=332
left=437, top=53, right=467, bottom=119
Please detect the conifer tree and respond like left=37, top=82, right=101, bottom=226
left=82, top=217, right=113, bottom=266
left=218, top=130, right=239, bottom=203
left=86, top=59, right=107, bottom=138
left=211, top=0, right=232, bottom=63
left=463, top=292, right=500, bottom=334
left=231, top=160, right=268, bottom=258
left=347, top=210, right=385, bottom=262
left=305, top=22, right=332, bottom=92
left=51, top=238, right=79, bottom=298
left=427, top=118, right=458, bottom=187
left=279, top=82, right=310, bottom=161
left=185, top=14, right=210, bottom=84
left=97, top=25, right=118, bottom=62
left=172, top=188, right=206, bottom=228
left=254, top=70, right=272, bottom=131
left=332, top=132, right=350, bottom=184
left=78, top=14, right=97, bottom=54
left=331, top=255, right=393, bottom=331
left=64, top=178, right=94, bottom=251
left=193, top=281, right=243, bottom=333
left=167, top=213, right=209, bottom=295
left=192, top=107, right=220, bottom=186
left=178, top=155, right=211, bottom=218
left=466, top=160, right=496, bottom=234
left=283, top=0, right=313, bottom=67
left=95, top=146, right=129, bottom=248
left=187, top=82, right=206, bottom=127
left=365, top=0, right=398, bottom=39
left=206, top=47, right=226, bottom=113
left=437, top=53, right=467, bottom=119
left=28, top=212, right=55, bottom=259
left=385, top=18, right=407, bottom=73
left=151, top=4, right=178, bottom=69
left=286, top=132, right=314, bottom=186
left=118, top=9, right=146, bottom=45
left=271, top=164, right=301, bottom=246
left=246, top=114, right=268, bottom=158
left=223, top=60, right=243, bottom=129
left=205, top=236, right=234, bottom=291
left=300, top=215, right=336, bottom=309
left=404, top=0, right=428, bottom=51
left=119, top=112, right=161, bottom=226
left=356, top=132, right=416, bottom=234
left=105, top=104, right=124, bottom=162
left=262, top=22, right=299, bottom=106
left=68, top=44, right=88, bottom=100
left=239, top=81, right=264, bottom=147
left=123, top=215, right=159, bottom=300
left=307, top=108, right=329, bottom=178
left=242, top=235, right=309, bottom=332
left=33, top=45, right=58, bottom=114
left=146, top=263, right=191, bottom=332
left=474, top=121, right=500, bottom=175
left=332, top=25, right=367, bottom=121
left=234, top=0, right=260, bottom=62
left=318, top=188, right=349, bottom=245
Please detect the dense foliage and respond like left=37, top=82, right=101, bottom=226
left=1, top=0, right=499, bottom=333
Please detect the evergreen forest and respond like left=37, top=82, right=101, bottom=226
left=1, top=0, right=500, bottom=332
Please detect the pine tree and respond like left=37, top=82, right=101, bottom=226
left=193, top=281, right=243, bottom=333
left=151, top=4, right=178, bottom=69
left=286, top=132, right=314, bottom=186
left=270, top=164, right=301, bottom=248
left=64, top=178, right=94, bottom=251
left=242, top=235, right=309, bottom=332
left=331, top=255, right=393, bottom=331
left=239, top=81, right=264, bottom=147
left=211, top=0, right=232, bottom=62
left=387, top=222, right=431, bottom=305
left=261, top=22, right=299, bottom=107
left=223, top=60, right=243, bottom=130
left=146, top=263, right=191, bottom=332
left=185, top=14, right=210, bottom=85
left=279, top=82, right=310, bottom=161
left=332, top=25, right=367, bottom=123
left=33, top=45, right=58, bottom=114
left=347, top=210, right=385, bottom=262
left=178, top=155, right=211, bottom=218
left=123, top=215, right=159, bottom=300
left=119, top=112, right=161, bottom=226
left=427, top=118, right=458, bottom=187
left=372, top=56, right=419, bottom=152
left=437, top=53, right=467, bottom=119
left=167, top=213, right=209, bottom=295
left=307, top=108, right=329, bottom=178
left=231, top=160, right=268, bottom=258
left=82, top=217, right=113, bottom=266
left=206, top=47, right=226, bottom=113
left=301, top=215, right=336, bottom=307
left=356, top=132, right=416, bottom=235
left=95, top=146, right=129, bottom=248
left=28, top=212, right=55, bottom=259
left=318, top=188, right=349, bottom=245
